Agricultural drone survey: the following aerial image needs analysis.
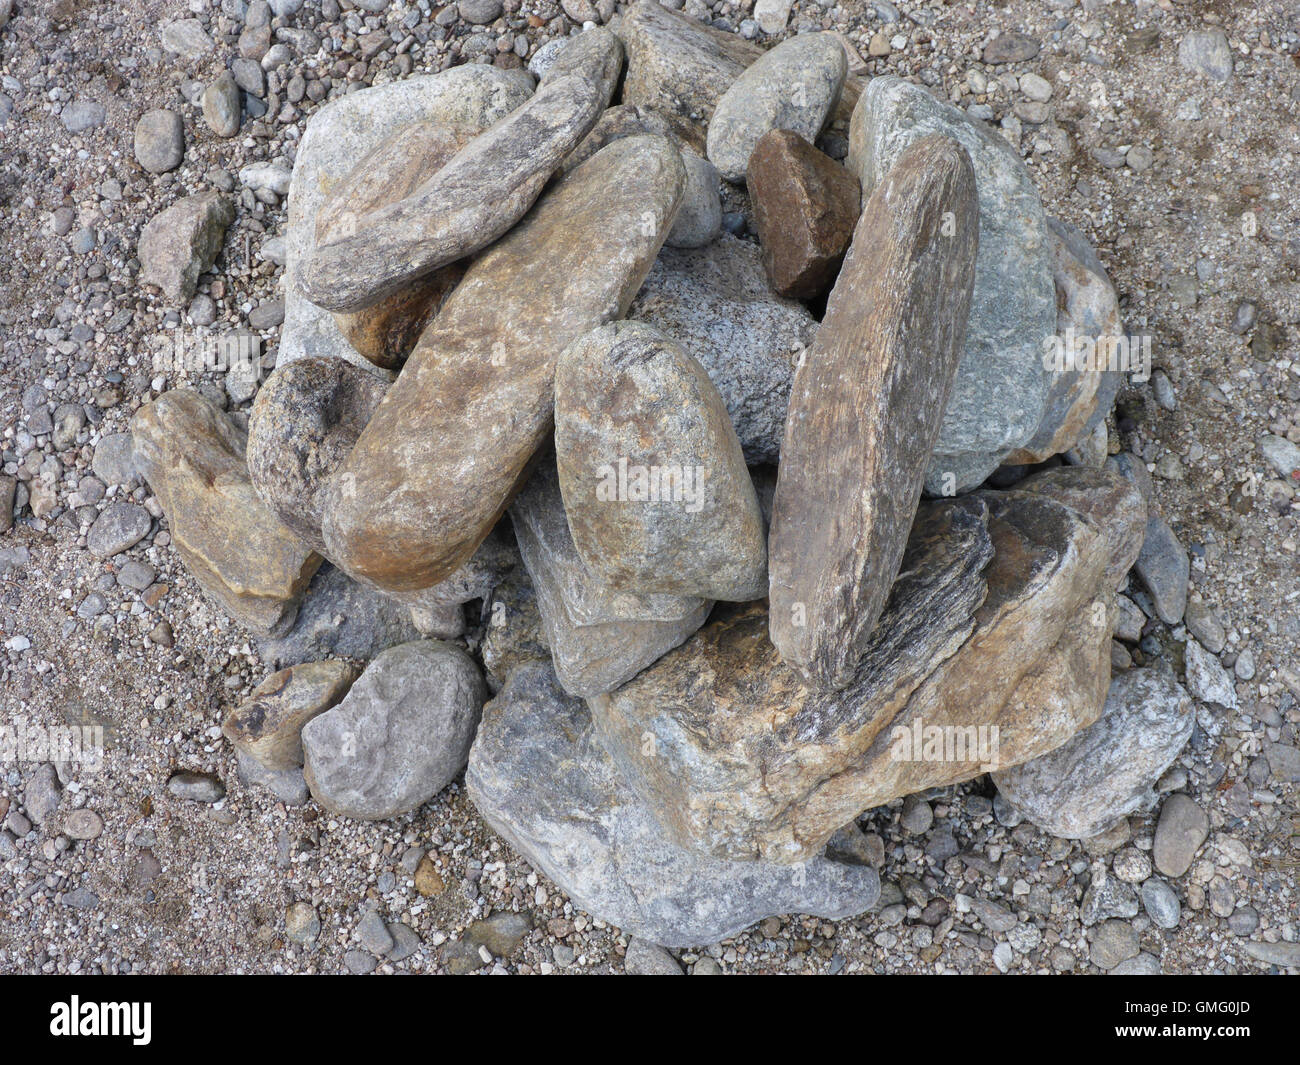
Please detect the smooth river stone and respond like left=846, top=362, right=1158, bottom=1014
left=629, top=233, right=817, bottom=464
left=706, top=32, right=847, bottom=183
left=509, top=461, right=711, bottom=699
left=131, top=389, right=321, bottom=636
left=301, top=29, right=623, bottom=313
left=848, top=76, right=1055, bottom=488
left=555, top=321, right=766, bottom=602
left=316, top=122, right=481, bottom=369
left=747, top=129, right=861, bottom=300
left=591, top=467, right=1145, bottom=863
left=247, top=356, right=390, bottom=554
left=281, top=66, right=536, bottom=370
left=769, top=134, right=979, bottom=690
left=321, top=134, right=686, bottom=592
left=465, top=659, right=881, bottom=948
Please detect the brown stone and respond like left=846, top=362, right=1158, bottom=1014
left=768, top=134, right=979, bottom=690
left=747, top=129, right=861, bottom=300
left=561, top=102, right=674, bottom=175
left=131, top=390, right=322, bottom=636
left=320, top=135, right=686, bottom=592
left=222, top=659, right=359, bottom=771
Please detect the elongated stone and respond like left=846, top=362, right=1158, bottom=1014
left=321, top=134, right=686, bottom=592
left=560, top=102, right=673, bottom=175
left=131, top=389, right=321, bottom=636
left=509, top=461, right=710, bottom=699
left=747, top=129, right=860, bottom=300
left=222, top=659, right=359, bottom=771
left=301, top=29, right=623, bottom=313
left=466, top=660, right=881, bottom=948
left=706, top=32, right=847, bottom=183
left=555, top=321, right=766, bottom=601
left=769, top=134, right=979, bottom=690
left=849, top=76, right=1055, bottom=487
left=591, top=468, right=1144, bottom=863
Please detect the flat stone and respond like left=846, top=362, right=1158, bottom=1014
left=992, top=666, right=1194, bottom=838
left=62, top=809, right=104, bottom=841
left=1152, top=793, right=1208, bottom=878
left=134, top=109, right=185, bottom=174
left=747, top=129, right=860, bottom=300
left=1178, top=29, right=1232, bottom=82
left=247, top=356, right=390, bottom=553
left=592, top=467, right=1144, bottom=863
left=301, top=30, right=622, bottom=313
left=509, top=461, right=709, bottom=698
left=1090, top=919, right=1139, bottom=970
left=281, top=66, right=536, bottom=371
left=61, top=100, right=106, bottom=132
left=629, top=234, right=817, bottom=464
left=983, top=31, right=1040, bottom=64
left=706, top=32, right=847, bottom=184
left=1184, top=637, right=1238, bottom=709
left=1260, top=434, right=1300, bottom=479
left=301, top=640, right=486, bottom=820
left=223, top=659, right=359, bottom=770
left=848, top=76, right=1054, bottom=487
left=138, top=192, right=236, bottom=305
left=320, top=134, right=686, bottom=592
left=86, top=502, right=152, bottom=558
left=167, top=771, right=225, bottom=804
left=131, top=389, right=321, bottom=636
left=1140, top=877, right=1181, bottom=929
left=160, top=18, right=215, bottom=57
left=1241, top=941, right=1300, bottom=969
left=555, top=321, right=766, bottom=601
left=769, top=134, right=978, bottom=690
left=1135, top=513, right=1189, bottom=625
left=465, top=660, right=881, bottom=948
left=92, top=433, right=139, bottom=486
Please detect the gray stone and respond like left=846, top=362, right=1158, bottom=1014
left=356, top=909, right=395, bottom=955
left=202, top=72, right=242, bottom=138
left=629, top=234, right=817, bottom=464
left=61, top=100, right=106, bottom=132
left=239, top=161, right=292, bottom=196
left=236, top=750, right=310, bottom=805
left=1261, top=434, right=1300, bottom=479
left=1081, top=874, right=1139, bottom=925
left=166, top=771, right=225, bottom=803
left=1241, top=941, right=1300, bottom=969
left=706, top=32, right=847, bottom=183
left=138, top=192, right=236, bottom=304
left=161, top=18, right=215, bottom=57
left=1090, top=919, right=1139, bottom=970
left=625, top=938, right=683, bottom=974
left=1135, top=515, right=1189, bottom=625
left=1152, top=793, right=1208, bottom=878
left=848, top=76, right=1054, bottom=487
left=1110, top=952, right=1161, bottom=975
left=87, top=502, right=152, bottom=558
left=509, top=461, right=710, bottom=699
left=465, top=660, right=881, bottom=948
left=1183, top=598, right=1226, bottom=653
left=134, top=109, right=185, bottom=174
left=93, top=433, right=139, bottom=486
left=301, top=641, right=487, bottom=820
left=1140, top=877, right=1181, bottom=929
left=1266, top=743, right=1300, bottom=784
left=665, top=152, right=722, bottom=249
left=1178, top=29, right=1232, bottom=82
left=993, top=667, right=1194, bottom=838
left=22, top=764, right=61, bottom=823
left=1184, top=637, right=1238, bottom=709
left=458, top=0, right=502, bottom=23
left=285, top=901, right=320, bottom=944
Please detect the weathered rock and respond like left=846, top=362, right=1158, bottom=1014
left=222, top=659, right=359, bottom=771
left=592, top=467, right=1144, bottom=863
left=560, top=102, right=674, bottom=175
left=301, top=30, right=623, bottom=313
left=629, top=234, right=817, bottom=464
left=747, top=129, right=860, bottom=299
left=1184, top=637, right=1238, bottom=709
left=130, top=389, right=321, bottom=636
left=769, top=135, right=978, bottom=690
left=465, top=660, right=881, bottom=947
left=201, top=71, right=241, bottom=138
left=848, top=76, right=1054, bottom=488
left=1106, top=451, right=1189, bottom=625
left=555, top=321, right=766, bottom=602
left=301, top=641, right=486, bottom=820
left=1178, top=29, right=1232, bottom=82
left=509, top=461, right=710, bottom=698
left=86, top=503, right=152, bottom=558
left=247, top=356, right=390, bottom=553
left=481, top=564, right=550, bottom=693
left=706, top=32, right=847, bottom=184
left=1152, top=793, right=1208, bottom=878
left=992, top=667, right=1195, bottom=838
left=666, top=152, right=722, bottom=249
left=321, top=134, right=686, bottom=592
left=138, top=192, right=236, bottom=304
left=281, top=66, right=536, bottom=370
left=237, top=752, right=310, bottom=804
left=134, top=109, right=185, bottom=174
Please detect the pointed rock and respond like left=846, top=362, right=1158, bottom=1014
left=222, top=659, right=359, bottom=771
left=137, top=192, right=235, bottom=305
left=769, top=134, right=979, bottom=690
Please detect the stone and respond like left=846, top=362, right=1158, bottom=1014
left=665, top=151, right=721, bottom=249
left=222, top=659, right=359, bottom=770
left=1260, top=434, right=1300, bottom=479
left=1080, top=873, right=1139, bottom=925
left=86, top=503, right=152, bottom=558
left=236, top=751, right=311, bottom=805
left=301, top=30, right=622, bottom=313
left=459, top=0, right=503, bottom=24
left=983, top=31, right=1040, bottom=64
left=320, top=135, right=686, bottom=592
left=138, top=192, right=236, bottom=305
left=1241, top=941, right=1300, bottom=969
left=21, top=764, right=60, bottom=823
left=1152, top=793, right=1208, bottom=878
left=1140, top=877, right=1180, bottom=929
left=1178, top=29, right=1232, bottom=82
left=560, top=102, right=674, bottom=175
left=848, top=76, right=1054, bottom=488
left=281, top=66, right=536, bottom=370
left=992, top=667, right=1194, bottom=838
left=706, top=33, right=847, bottom=184
left=167, top=771, right=225, bottom=804
left=1266, top=743, right=1300, bottom=784
left=747, top=129, right=861, bottom=300
left=629, top=234, right=817, bottom=464
left=201, top=72, right=242, bottom=138
left=247, top=356, right=390, bottom=553
left=480, top=564, right=549, bottom=694
left=63, top=809, right=104, bottom=841
left=93, top=433, right=139, bottom=486
left=465, top=660, right=881, bottom=947
left=301, top=640, right=486, bottom=820
left=285, top=901, right=320, bottom=944
left=1183, top=598, right=1226, bottom=653
left=160, top=18, right=216, bottom=57
left=593, top=468, right=1143, bottom=863
left=134, top=109, right=185, bottom=174
left=625, top=938, right=683, bottom=975
left=1090, top=920, right=1139, bottom=970
left=131, top=389, right=321, bottom=636
left=509, top=461, right=709, bottom=698
left=463, top=912, right=531, bottom=958
left=1184, top=637, right=1238, bottom=709
left=1108, top=457, right=1188, bottom=625
left=554, top=321, right=766, bottom=602
left=769, top=134, right=978, bottom=690
left=61, top=100, right=106, bottom=132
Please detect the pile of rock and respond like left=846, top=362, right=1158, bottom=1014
left=126, top=5, right=1195, bottom=947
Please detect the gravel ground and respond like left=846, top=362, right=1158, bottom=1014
left=1, top=0, right=1298, bottom=975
